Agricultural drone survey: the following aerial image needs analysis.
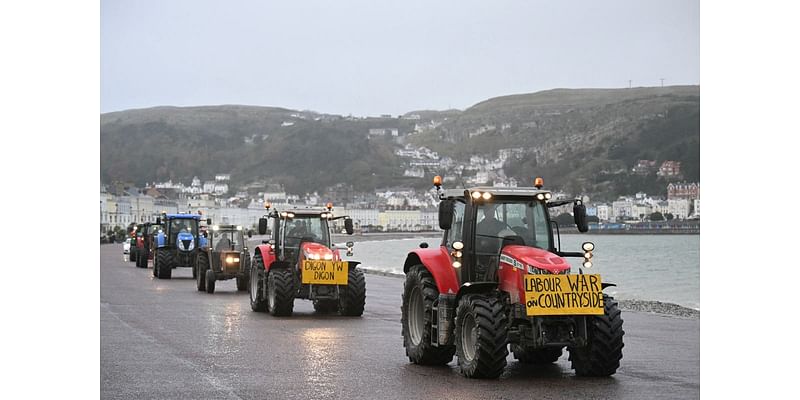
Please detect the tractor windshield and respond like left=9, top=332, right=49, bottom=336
left=475, top=200, right=551, bottom=251
left=213, top=229, right=244, bottom=251
left=283, top=216, right=330, bottom=247
left=169, top=218, right=198, bottom=244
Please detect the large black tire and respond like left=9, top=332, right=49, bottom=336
left=455, top=293, right=508, bottom=379
left=512, top=345, right=563, bottom=364
left=267, top=268, right=295, bottom=316
left=313, top=299, right=339, bottom=313
left=236, top=275, right=248, bottom=291
left=205, top=269, right=216, bottom=294
left=196, top=253, right=208, bottom=291
left=401, top=265, right=455, bottom=365
left=249, top=254, right=268, bottom=312
left=155, top=249, right=173, bottom=279
left=129, top=248, right=137, bottom=262
left=339, top=267, right=366, bottom=316
left=136, top=248, right=147, bottom=268
left=236, top=253, right=250, bottom=291
left=568, top=294, right=625, bottom=377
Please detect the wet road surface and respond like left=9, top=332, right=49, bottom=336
left=100, top=244, right=699, bottom=399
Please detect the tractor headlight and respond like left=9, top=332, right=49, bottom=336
left=582, top=260, right=593, bottom=268
left=544, top=193, right=552, bottom=200
left=323, top=253, right=333, bottom=261
left=537, top=194, right=545, bottom=200
left=471, top=191, right=482, bottom=200
left=481, top=192, right=492, bottom=200
left=453, top=241, right=464, bottom=250
left=225, top=256, right=240, bottom=264
left=582, top=242, right=595, bottom=252
left=452, top=261, right=462, bottom=268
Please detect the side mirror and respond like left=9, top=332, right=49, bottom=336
left=258, top=218, right=268, bottom=235
left=247, top=231, right=253, bottom=238
left=344, top=218, right=354, bottom=235
left=206, top=218, right=212, bottom=225
left=419, top=242, right=429, bottom=248
left=155, top=217, right=161, bottom=225
left=574, top=203, right=589, bottom=233
left=438, top=200, right=454, bottom=230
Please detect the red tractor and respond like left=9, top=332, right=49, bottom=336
left=133, top=222, right=162, bottom=269
left=401, top=176, right=624, bottom=378
left=249, top=204, right=365, bottom=317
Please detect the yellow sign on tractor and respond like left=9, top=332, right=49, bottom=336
left=524, top=274, right=605, bottom=316
left=301, top=260, right=349, bottom=285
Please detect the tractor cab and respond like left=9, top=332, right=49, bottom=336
left=437, top=184, right=589, bottom=286
left=257, top=205, right=353, bottom=266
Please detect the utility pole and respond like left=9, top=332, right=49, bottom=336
left=660, top=78, right=665, bottom=87
left=628, top=80, right=632, bottom=89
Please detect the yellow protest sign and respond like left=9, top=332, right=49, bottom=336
left=523, top=274, right=604, bottom=316
left=301, top=260, right=349, bottom=285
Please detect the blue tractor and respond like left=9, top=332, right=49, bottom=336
left=153, top=213, right=210, bottom=279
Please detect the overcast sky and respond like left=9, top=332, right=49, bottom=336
left=101, top=0, right=699, bottom=116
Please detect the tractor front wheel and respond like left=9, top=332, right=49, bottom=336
left=339, top=267, right=366, bottom=316
left=155, top=249, right=172, bottom=279
left=267, top=268, right=294, bottom=316
left=249, top=254, right=268, bottom=312
left=568, top=294, right=625, bottom=377
left=401, top=265, right=455, bottom=365
left=196, top=253, right=208, bottom=291
left=455, top=293, right=508, bottom=379
left=205, top=269, right=216, bottom=294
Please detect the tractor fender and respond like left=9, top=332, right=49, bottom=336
left=156, top=231, right=166, bottom=248
left=254, top=244, right=277, bottom=272
left=455, top=282, right=498, bottom=304
left=602, top=282, right=616, bottom=289
left=403, top=247, right=459, bottom=295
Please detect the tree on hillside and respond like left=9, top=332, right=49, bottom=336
left=650, top=211, right=664, bottom=221
left=554, top=213, right=574, bottom=227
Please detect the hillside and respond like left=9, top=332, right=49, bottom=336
left=100, top=86, right=699, bottom=199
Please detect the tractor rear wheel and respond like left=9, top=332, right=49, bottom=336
left=313, top=299, right=339, bottom=313
left=512, top=345, right=563, bottom=364
left=205, top=269, right=216, bottom=294
left=568, top=294, right=624, bottom=377
left=455, top=294, right=508, bottom=379
left=249, top=254, right=268, bottom=312
left=267, top=268, right=294, bottom=316
left=196, top=253, right=208, bottom=291
left=401, top=265, right=455, bottom=365
left=339, top=267, right=366, bottom=316
left=155, top=249, right=172, bottom=279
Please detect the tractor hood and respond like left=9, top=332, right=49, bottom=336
left=177, top=232, right=195, bottom=252
left=300, top=242, right=338, bottom=261
left=500, top=245, right=570, bottom=274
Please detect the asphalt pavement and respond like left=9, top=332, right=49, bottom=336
left=100, top=244, right=699, bottom=400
